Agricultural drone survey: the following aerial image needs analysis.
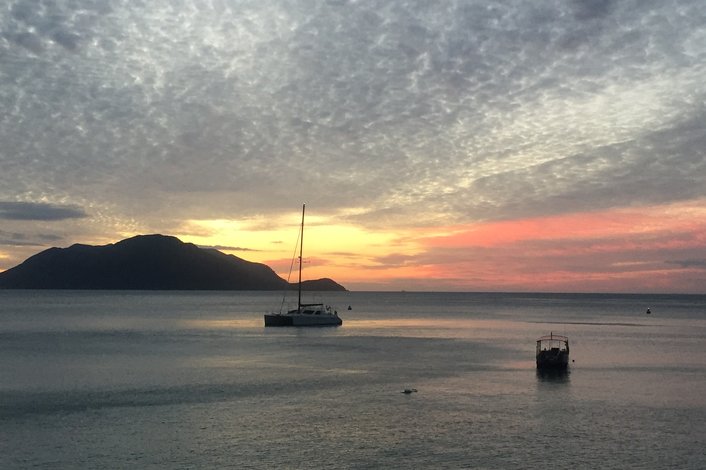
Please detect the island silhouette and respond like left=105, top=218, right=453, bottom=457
left=0, top=234, right=346, bottom=291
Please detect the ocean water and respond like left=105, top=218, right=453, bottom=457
left=1, top=291, right=705, bottom=469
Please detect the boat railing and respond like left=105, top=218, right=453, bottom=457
left=285, top=302, right=338, bottom=315
left=536, top=334, right=569, bottom=353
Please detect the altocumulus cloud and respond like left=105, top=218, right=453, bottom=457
left=0, top=0, right=705, bottom=230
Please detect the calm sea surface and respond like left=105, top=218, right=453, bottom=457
left=1, top=291, right=705, bottom=469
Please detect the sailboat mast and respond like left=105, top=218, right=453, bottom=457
left=298, top=203, right=305, bottom=313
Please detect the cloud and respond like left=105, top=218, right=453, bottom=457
left=51, top=31, right=81, bottom=51
left=2, top=0, right=704, bottom=226
left=5, top=31, right=44, bottom=54
left=373, top=253, right=421, bottom=268
left=1, top=0, right=705, bottom=291
left=667, top=259, right=706, bottom=269
left=571, top=0, right=616, bottom=21
left=200, top=245, right=261, bottom=253
left=448, top=107, right=706, bottom=221
left=0, top=202, right=88, bottom=221
left=0, top=230, right=63, bottom=247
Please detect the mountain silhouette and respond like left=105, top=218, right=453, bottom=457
left=0, top=234, right=347, bottom=291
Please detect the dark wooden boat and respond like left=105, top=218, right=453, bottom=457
left=536, top=333, right=569, bottom=369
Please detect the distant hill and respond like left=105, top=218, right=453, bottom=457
left=0, top=234, right=347, bottom=291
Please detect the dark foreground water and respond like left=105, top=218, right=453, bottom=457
left=1, top=291, right=705, bottom=469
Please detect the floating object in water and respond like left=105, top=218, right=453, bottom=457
left=348, top=305, right=352, bottom=310
left=536, top=332, right=570, bottom=370
left=646, top=308, right=651, bottom=314
left=401, top=388, right=418, bottom=394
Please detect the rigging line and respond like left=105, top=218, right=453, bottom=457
left=278, top=219, right=302, bottom=314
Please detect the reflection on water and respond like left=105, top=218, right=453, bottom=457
left=536, top=368, right=571, bottom=384
left=181, top=318, right=261, bottom=329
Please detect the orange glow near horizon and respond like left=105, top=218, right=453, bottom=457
left=169, top=199, right=706, bottom=293
left=176, top=216, right=424, bottom=282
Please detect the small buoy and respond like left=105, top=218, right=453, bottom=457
left=347, top=305, right=352, bottom=310
left=646, top=308, right=651, bottom=314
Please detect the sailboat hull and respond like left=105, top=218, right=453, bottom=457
left=264, top=313, right=342, bottom=327
left=264, top=314, right=294, bottom=326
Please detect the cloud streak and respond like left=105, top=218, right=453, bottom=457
left=0, top=202, right=88, bottom=221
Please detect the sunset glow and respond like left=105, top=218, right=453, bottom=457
left=158, top=199, right=706, bottom=293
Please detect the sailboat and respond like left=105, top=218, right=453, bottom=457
left=264, top=204, right=342, bottom=327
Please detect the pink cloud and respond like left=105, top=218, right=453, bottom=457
left=355, top=201, right=706, bottom=293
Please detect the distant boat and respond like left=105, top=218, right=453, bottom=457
left=646, top=308, right=651, bottom=314
left=536, top=333, right=570, bottom=370
left=264, top=205, right=342, bottom=327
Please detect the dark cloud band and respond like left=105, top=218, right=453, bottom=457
left=0, top=202, right=88, bottom=221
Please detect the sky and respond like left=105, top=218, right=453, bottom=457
left=1, top=0, right=705, bottom=293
